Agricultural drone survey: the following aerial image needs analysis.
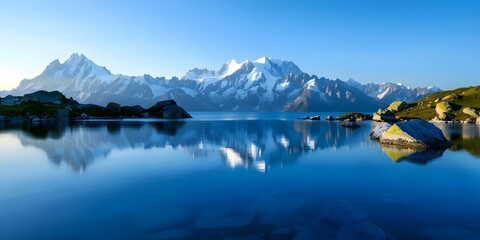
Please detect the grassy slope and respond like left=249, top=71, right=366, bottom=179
left=396, top=85, right=480, bottom=120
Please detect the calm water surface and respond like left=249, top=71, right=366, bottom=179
left=0, top=112, right=479, bottom=240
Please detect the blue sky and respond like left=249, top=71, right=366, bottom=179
left=0, top=0, right=479, bottom=90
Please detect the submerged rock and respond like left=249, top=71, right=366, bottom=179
left=316, top=201, right=391, bottom=240
left=194, top=209, right=257, bottom=229
left=148, top=229, right=193, bottom=240
left=380, top=119, right=452, bottom=149
left=370, top=123, right=392, bottom=140
left=267, top=228, right=296, bottom=240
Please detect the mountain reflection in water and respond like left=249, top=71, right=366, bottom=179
left=1, top=120, right=377, bottom=172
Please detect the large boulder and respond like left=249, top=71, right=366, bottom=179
left=462, top=107, right=479, bottom=118
left=153, top=100, right=177, bottom=110
left=387, top=101, right=407, bottom=112
left=20, top=90, right=65, bottom=104
left=435, top=102, right=454, bottom=120
left=326, top=115, right=335, bottom=121
left=370, top=122, right=392, bottom=140
left=160, top=105, right=192, bottom=119
left=380, top=119, right=452, bottom=149
left=372, top=109, right=397, bottom=122
left=149, top=100, right=192, bottom=119
left=106, top=102, right=121, bottom=116
left=121, top=105, right=145, bottom=115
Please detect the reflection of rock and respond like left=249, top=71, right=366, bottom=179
left=8, top=120, right=374, bottom=172
left=370, top=123, right=391, bottom=140
left=341, top=122, right=360, bottom=128
left=380, top=119, right=452, bottom=149
left=381, top=144, right=446, bottom=164
left=316, top=201, right=391, bottom=240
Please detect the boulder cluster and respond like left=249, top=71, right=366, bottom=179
left=0, top=90, right=192, bottom=123
left=373, top=101, right=407, bottom=122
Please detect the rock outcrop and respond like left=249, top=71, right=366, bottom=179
left=0, top=91, right=192, bottom=121
left=106, top=102, right=121, bottom=116
left=435, top=102, right=454, bottom=121
left=300, top=115, right=320, bottom=120
left=379, top=119, right=452, bottom=149
left=387, top=101, right=408, bottom=112
left=463, top=107, right=479, bottom=118
left=148, top=100, right=192, bottom=119
left=372, top=109, right=397, bottom=122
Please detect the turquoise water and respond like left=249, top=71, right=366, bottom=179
left=0, top=112, right=479, bottom=240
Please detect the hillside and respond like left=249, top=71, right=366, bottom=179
left=396, top=85, right=480, bottom=121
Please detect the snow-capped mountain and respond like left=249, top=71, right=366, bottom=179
left=345, top=79, right=442, bottom=104
left=6, top=53, right=385, bottom=111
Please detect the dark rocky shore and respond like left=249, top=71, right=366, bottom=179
left=0, top=91, right=192, bottom=123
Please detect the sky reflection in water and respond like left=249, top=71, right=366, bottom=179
left=0, top=113, right=479, bottom=240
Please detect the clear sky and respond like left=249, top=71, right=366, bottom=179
left=0, top=0, right=479, bottom=90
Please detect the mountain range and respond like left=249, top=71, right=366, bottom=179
left=2, top=53, right=441, bottom=111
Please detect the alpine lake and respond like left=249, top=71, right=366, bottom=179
left=1, top=112, right=479, bottom=240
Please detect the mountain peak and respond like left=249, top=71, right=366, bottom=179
left=254, top=57, right=270, bottom=64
